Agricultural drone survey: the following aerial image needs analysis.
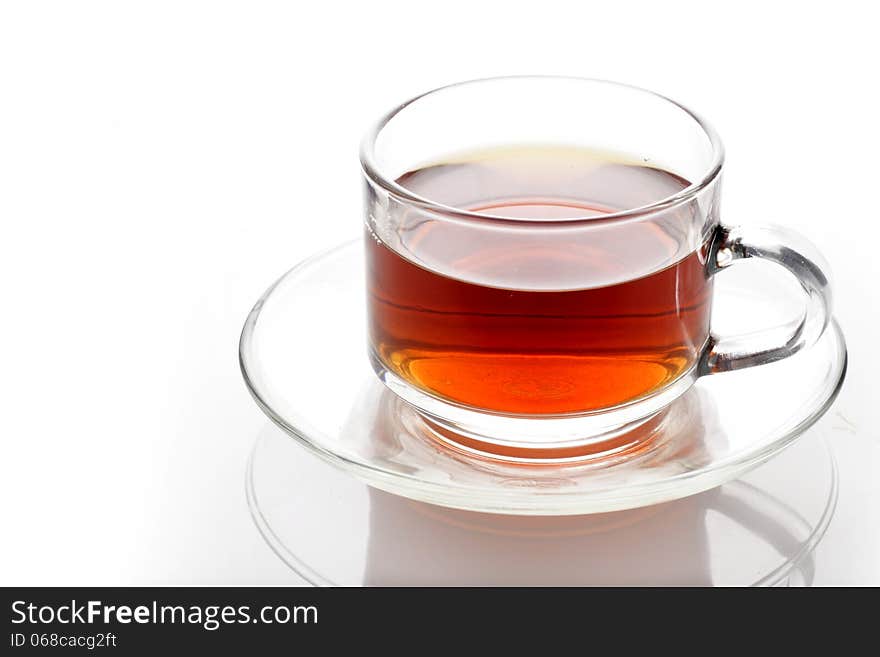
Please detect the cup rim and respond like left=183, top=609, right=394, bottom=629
left=359, top=75, right=725, bottom=228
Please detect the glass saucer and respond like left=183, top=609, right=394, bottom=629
left=240, top=240, right=847, bottom=515
left=247, top=421, right=838, bottom=586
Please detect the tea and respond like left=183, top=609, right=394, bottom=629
left=365, top=146, right=713, bottom=415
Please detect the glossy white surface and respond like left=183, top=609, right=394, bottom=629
left=1, top=1, right=877, bottom=584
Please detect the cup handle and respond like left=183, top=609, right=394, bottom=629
left=700, top=223, right=833, bottom=375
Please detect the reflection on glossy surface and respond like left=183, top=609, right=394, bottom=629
left=364, top=484, right=804, bottom=586
left=248, top=422, right=837, bottom=586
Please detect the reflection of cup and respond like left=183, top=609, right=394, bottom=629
left=346, top=381, right=721, bottom=584
left=339, top=381, right=824, bottom=585
left=248, top=417, right=835, bottom=586
left=363, top=482, right=818, bottom=586
left=360, top=77, right=833, bottom=457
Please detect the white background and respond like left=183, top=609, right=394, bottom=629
left=1, top=1, right=877, bottom=584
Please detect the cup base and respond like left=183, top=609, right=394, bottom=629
left=419, top=411, right=668, bottom=464
left=370, top=349, right=698, bottom=463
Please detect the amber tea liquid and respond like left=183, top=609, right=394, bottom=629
left=366, top=146, right=713, bottom=415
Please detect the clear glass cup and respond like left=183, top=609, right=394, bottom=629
left=360, top=76, right=832, bottom=458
